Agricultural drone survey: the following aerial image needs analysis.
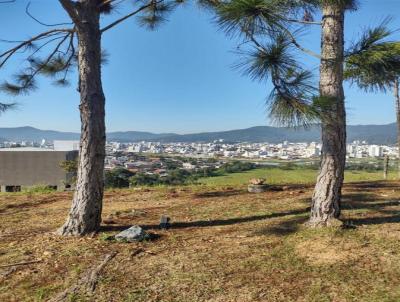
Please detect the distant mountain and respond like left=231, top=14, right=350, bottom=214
left=0, top=126, right=79, bottom=141
left=108, top=131, right=177, bottom=142
left=0, top=123, right=397, bottom=144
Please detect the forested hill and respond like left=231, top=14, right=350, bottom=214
left=0, top=123, right=396, bottom=144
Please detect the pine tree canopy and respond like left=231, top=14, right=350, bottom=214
left=213, top=0, right=396, bottom=127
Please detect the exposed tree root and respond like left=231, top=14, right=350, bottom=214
left=48, top=251, right=117, bottom=302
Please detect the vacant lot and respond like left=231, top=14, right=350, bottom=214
left=1, top=179, right=400, bottom=301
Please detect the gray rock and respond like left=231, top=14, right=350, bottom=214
left=115, top=226, right=148, bottom=242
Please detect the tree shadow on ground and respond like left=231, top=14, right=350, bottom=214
left=100, top=207, right=310, bottom=233
left=194, top=190, right=247, bottom=198
left=253, top=215, right=309, bottom=236
left=101, top=183, right=400, bottom=233
left=0, top=195, right=60, bottom=214
left=345, top=214, right=400, bottom=226
left=345, top=181, right=399, bottom=191
left=300, top=192, right=399, bottom=209
left=193, top=184, right=313, bottom=199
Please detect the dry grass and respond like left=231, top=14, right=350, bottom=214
left=1, top=181, right=400, bottom=301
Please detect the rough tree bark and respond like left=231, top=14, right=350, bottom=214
left=58, top=0, right=106, bottom=235
left=394, top=78, right=400, bottom=179
left=308, top=3, right=346, bottom=227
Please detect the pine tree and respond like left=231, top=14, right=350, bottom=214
left=213, top=0, right=392, bottom=226
left=0, top=0, right=183, bottom=236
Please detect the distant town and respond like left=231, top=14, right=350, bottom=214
left=0, top=139, right=397, bottom=162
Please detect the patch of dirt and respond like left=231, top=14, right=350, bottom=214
left=295, top=237, right=366, bottom=265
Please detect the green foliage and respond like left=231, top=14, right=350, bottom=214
left=163, top=169, right=193, bottom=185
left=127, top=161, right=257, bottom=187
left=218, top=160, right=257, bottom=174
left=105, top=168, right=135, bottom=188
left=23, top=185, right=57, bottom=194
left=235, top=32, right=319, bottom=126
left=215, top=0, right=320, bottom=127
left=129, top=173, right=161, bottom=186
left=163, top=159, right=182, bottom=170
left=1, top=79, right=37, bottom=95
left=216, top=0, right=318, bottom=36
left=236, top=32, right=297, bottom=82
left=60, top=160, right=78, bottom=173
left=268, top=69, right=319, bottom=127
left=137, top=1, right=185, bottom=30
left=345, top=18, right=400, bottom=92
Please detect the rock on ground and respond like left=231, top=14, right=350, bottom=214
left=115, top=226, right=148, bottom=242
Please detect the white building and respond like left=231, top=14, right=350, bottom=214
left=53, top=140, right=80, bottom=151
left=368, top=145, right=383, bottom=157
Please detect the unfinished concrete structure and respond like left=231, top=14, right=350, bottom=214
left=0, top=148, right=78, bottom=192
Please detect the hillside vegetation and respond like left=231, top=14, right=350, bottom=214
left=0, top=123, right=397, bottom=144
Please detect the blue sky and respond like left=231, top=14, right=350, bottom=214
left=0, top=0, right=399, bottom=133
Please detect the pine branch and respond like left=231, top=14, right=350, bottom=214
left=0, top=102, right=16, bottom=113
left=0, top=29, right=74, bottom=68
left=25, top=1, right=73, bottom=27
left=271, top=21, right=321, bottom=59
left=100, top=0, right=164, bottom=33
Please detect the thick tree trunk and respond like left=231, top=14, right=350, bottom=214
left=394, top=78, right=400, bottom=179
left=58, top=3, right=106, bottom=235
left=308, top=4, right=346, bottom=227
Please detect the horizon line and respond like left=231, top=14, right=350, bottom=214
left=0, top=122, right=396, bottom=135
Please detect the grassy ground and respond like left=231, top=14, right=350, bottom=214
left=199, top=167, right=396, bottom=186
left=1, top=174, right=400, bottom=301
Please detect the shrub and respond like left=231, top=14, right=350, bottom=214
left=23, top=185, right=57, bottom=194
left=105, top=168, right=135, bottom=188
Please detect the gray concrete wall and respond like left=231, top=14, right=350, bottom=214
left=0, top=151, right=78, bottom=191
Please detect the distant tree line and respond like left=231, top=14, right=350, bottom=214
left=104, top=160, right=257, bottom=188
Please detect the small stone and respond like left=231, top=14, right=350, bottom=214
left=115, top=226, right=148, bottom=242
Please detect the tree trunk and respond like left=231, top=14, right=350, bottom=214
left=308, top=4, right=346, bottom=227
left=58, top=2, right=106, bottom=236
left=394, top=78, right=400, bottom=179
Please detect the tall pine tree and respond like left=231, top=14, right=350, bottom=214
left=213, top=0, right=393, bottom=226
left=0, top=0, right=184, bottom=235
